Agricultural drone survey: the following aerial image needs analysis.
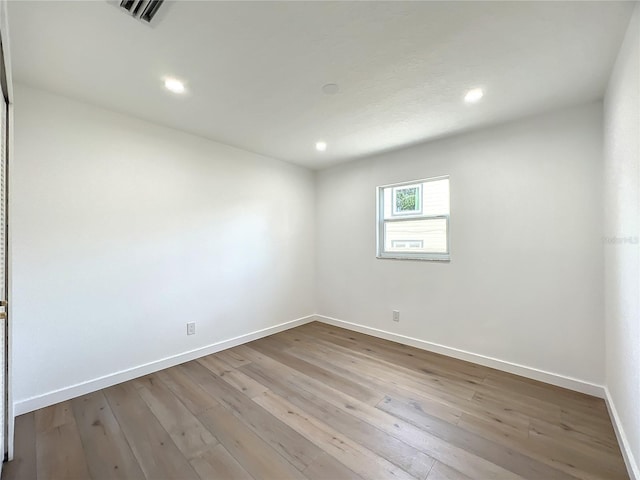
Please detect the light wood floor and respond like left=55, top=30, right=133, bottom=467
left=3, top=321, right=628, bottom=480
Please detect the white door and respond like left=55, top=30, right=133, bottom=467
left=0, top=1, right=11, bottom=465
left=0, top=79, right=7, bottom=462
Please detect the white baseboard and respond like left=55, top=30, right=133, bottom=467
left=604, top=387, right=639, bottom=480
left=314, top=315, right=605, bottom=398
left=14, top=315, right=315, bottom=415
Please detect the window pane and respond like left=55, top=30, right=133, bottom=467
left=382, top=178, right=448, bottom=220
left=384, top=218, right=448, bottom=254
left=383, top=187, right=392, bottom=218
left=423, top=178, right=449, bottom=216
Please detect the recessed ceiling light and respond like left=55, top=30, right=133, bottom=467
left=164, top=77, right=186, bottom=94
left=315, top=141, right=327, bottom=152
left=322, top=83, right=340, bottom=95
left=464, top=88, right=483, bottom=103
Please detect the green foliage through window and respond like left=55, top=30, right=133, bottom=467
left=395, top=187, right=420, bottom=212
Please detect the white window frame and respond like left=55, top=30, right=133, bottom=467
left=376, top=175, right=450, bottom=261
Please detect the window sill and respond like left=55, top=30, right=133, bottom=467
left=376, top=254, right=450, bottom=262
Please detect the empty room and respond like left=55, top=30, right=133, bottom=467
left=0, top=0, right=637, bottom=479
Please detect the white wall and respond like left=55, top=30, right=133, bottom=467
left=603, top=4, right=640, bottom=479
left=11, top=84, right=315, bottom=409
left=316, top=103, right=604, bottom=388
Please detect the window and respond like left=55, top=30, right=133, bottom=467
left=377, top=176, right=450, bottom=261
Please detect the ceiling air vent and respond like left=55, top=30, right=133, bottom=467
left=120, top=0, right=164, bottom=23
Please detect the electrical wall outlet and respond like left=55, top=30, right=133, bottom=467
left=187, top=322, right=196, bottom=335
left=392, top=310, right=400, bottom=322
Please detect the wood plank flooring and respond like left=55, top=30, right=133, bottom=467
left=2, top=321, right=629, bottom=480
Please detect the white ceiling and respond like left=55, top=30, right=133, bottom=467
left=7, top=1, right=636, bottom=169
